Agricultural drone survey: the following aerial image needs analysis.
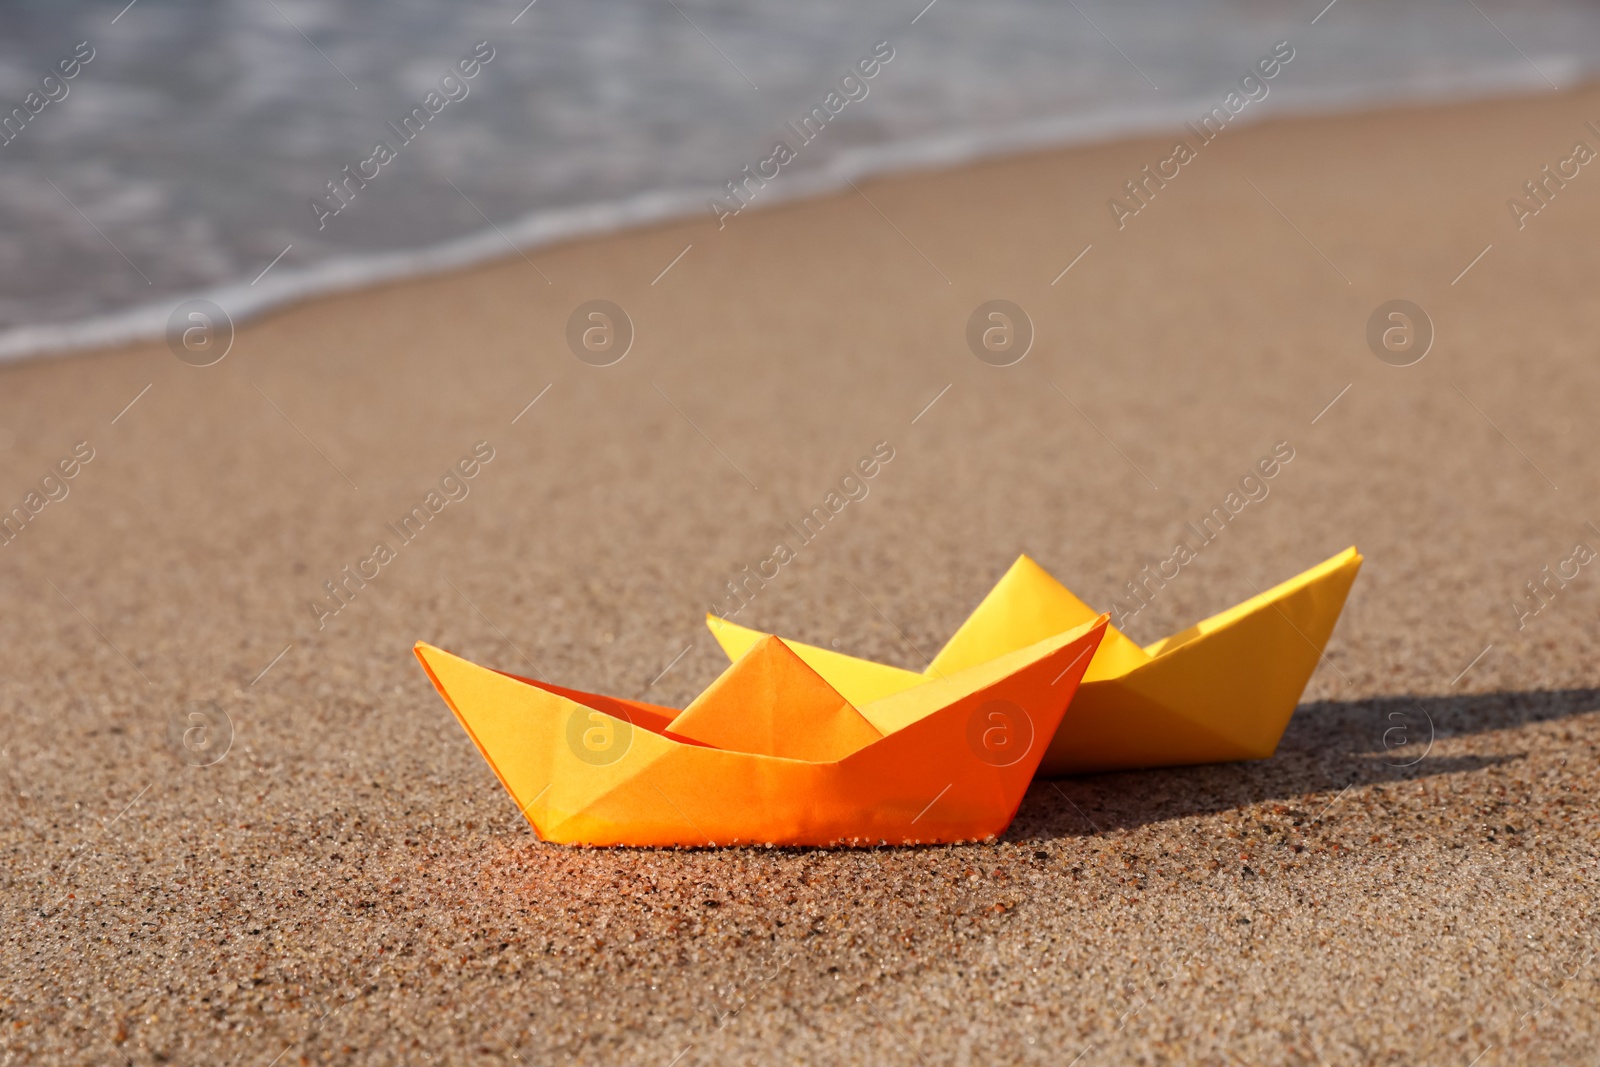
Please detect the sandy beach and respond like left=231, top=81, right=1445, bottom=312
left=4, top=82, right=1600, bottom=1064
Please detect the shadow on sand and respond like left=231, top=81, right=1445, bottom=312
left=1016, top=687, right=1600, bottom=840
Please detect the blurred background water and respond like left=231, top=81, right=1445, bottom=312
left=1, top=0, right=1596, bottom=359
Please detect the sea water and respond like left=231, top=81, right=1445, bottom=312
left=0, top=0, right=1594, bottom=359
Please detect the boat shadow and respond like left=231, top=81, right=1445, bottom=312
left=1013, top=686, right=1600, bottom=840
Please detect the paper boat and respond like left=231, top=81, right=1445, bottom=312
left=709, top=547, right=1362, bottom=776
left=414, top=614, right=1106, bottom=847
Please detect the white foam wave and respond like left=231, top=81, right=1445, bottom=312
left=0, top=57, right=1581, bottom=365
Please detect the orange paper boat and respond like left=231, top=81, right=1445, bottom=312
left=414, top=615, right=1106, bottom=847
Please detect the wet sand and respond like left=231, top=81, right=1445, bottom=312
left=3, top=83, right=1600, bottom=1064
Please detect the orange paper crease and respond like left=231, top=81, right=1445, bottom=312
left=415, top=615, right=1107, bottom=847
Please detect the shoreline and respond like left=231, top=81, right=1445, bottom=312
left=0, top=63, right=1580, bottom=366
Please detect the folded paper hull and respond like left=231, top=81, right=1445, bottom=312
left=1040, top=549, right=1362, bottom=774
left=706, top=548, right=1362, bottom=778
left=414, top=618, right=1104, bottom=847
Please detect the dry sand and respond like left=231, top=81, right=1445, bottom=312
left=4, top=83, right=1600, bottom=1065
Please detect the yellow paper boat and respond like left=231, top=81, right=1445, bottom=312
left=414, top=614, right=1106, bottom=847
left=708, top=547, right=1362, bottom=776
